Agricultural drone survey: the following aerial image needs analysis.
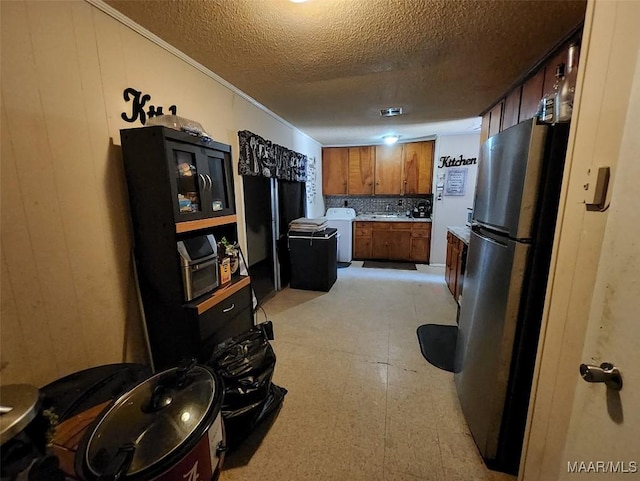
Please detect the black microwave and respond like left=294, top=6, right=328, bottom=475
left=177, top=234, right=219, bottom=301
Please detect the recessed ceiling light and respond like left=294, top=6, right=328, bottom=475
left=289, top=0, right=308, bottom=3
left=383, top=134, right=400, bottom=145
left=380, top=107, right=403, bottom=117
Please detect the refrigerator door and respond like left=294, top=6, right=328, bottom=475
left=454, top=227, right=530, bottom=460
left=473, top=119, right=548, bottom=239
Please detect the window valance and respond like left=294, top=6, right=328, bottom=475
left=237, top=130, right=307, bottom=182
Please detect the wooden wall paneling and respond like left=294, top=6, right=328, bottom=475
left=374, top=144, right=403, bottom=194
left=348, top=146, right=374, bottom=194
left=72, top=2, right=136, bottom=364
left=502, top=87, right=522, bottom=131
left=29, top=3, right=115, bottom=371
left=1, top=3, right=89, bottom=382
left=520, top=69, right=545, bottom=122
left=0, top=105, right=59, bottom=386
left=488, top=101, right=504, bottom=137
left=480, top=113, right=490, bottom=145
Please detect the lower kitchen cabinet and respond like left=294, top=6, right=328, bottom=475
left=354, top=221, right=431, bottom=263
left=445, top=231, right=467, bottom=302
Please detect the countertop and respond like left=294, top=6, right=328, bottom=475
left=355, top=214, right=432, bottom=223
left=448, top=225, right=471, bottom=244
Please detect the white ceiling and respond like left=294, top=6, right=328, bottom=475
left=105, top=0, right=586, bottom=146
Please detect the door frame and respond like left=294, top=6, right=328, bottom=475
left=521, top=1, right=640, bottom=479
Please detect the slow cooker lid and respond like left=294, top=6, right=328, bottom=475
left=85, top=365, right=216, bottom=477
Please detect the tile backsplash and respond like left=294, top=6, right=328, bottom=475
left=324, top=195, right=433, bottom=215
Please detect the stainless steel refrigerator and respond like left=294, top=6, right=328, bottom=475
left=454, top=118, right=569, bottom=474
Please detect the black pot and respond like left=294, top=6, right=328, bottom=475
left=75, top=361, right=225, bottom=481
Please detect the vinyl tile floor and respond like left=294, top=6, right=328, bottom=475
left=219, top=263, right=516, bottom=481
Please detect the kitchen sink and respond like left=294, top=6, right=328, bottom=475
left=370, top=214, right=405, bottom=218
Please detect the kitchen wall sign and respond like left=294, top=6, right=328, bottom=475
left=445, top=168, right=468, bottom=196
left=121, top=87, right=177, bottom=125
left=438, top=155, right=477, bottom=168
left=237, top=130, right=307, bottom=182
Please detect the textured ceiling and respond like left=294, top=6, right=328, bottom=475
left=106, top=0, right=586, bottom=146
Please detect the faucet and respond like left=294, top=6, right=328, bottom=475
left=385, top=203, right=390, bottom=212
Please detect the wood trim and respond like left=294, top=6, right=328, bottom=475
left=175, top=215, right=237, bottom=233
left=193, top=275, right=250, bottom=315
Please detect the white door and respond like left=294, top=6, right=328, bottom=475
left=559, top=45, right=640, bottom=478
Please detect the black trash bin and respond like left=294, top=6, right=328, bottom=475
left=288, top=228, right=337, bottom=292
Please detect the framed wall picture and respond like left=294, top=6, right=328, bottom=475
left=445, top=168, right=468, bottom=196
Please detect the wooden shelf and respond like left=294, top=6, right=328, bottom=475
left=187, top=275, right=251, bottom=315
left=175, top=214, right=238, bottom=233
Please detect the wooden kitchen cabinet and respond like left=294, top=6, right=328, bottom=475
left=488, top=101, right=503, bottom=138
left=410, top=223, right=431, bottom=262
left=519, top=69, right=545, bottom=122
left=402, top=141, right=434, bottom=195
left=354, top=221, right=430, bottom=263
left=502, top=87, right=522, bottom=131
left=374, top=144, right=403, bottom=195
left=322, top=147, right=349, bottom=194
left=348, top=146, right=375, bottom=194
left=353, top=221, right=373, bottom=258
left=322, top=141, right=433, bottom=196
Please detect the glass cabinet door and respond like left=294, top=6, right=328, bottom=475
left=199, top=150, right=236, bottom=217
left=169, top=142, right=205, bottom=220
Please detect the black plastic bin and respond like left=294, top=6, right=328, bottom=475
left=288, top=228, right=337, bottom=292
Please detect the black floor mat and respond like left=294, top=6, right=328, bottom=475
left=362, top=261, right=416, bottom=270
left=337, top=262, right=351, bottom=268
left=416, top=324, right=458, bottom=372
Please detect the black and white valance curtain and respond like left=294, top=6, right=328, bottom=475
left=238, top=130, right=307, bottom=182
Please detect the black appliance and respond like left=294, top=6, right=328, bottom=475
left=412, top=199, right=432, bottom=218
left=454, top=119, right=569, bottom=474
left=177, top=234, right=219, bottom=301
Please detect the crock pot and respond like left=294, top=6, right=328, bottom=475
left=75, top=362, right=225, bottom=481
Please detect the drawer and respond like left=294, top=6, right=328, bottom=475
left=355, top=221, right=374, bottom=229
left=412, top=229, right=431, bottom=238
left=388, top=222, right=412, bottom=231
left=198, top=284, right=252, bottom=341
left=355, top=227, right=373, bottom=237
left=411, top=222, right=431, bottom=232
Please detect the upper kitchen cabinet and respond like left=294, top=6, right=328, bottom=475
left=402, top=141, right=434, bottom=195
left=488, top=101, right=503, bottom=138
left=502, top=87, right=522, bottom=131
left=374, top=144, right=403, bottom=195
left=322, top=147, right=349, bottom=194
left=480, top=26, right=582, bottom=142
left=348, top=146, right=375, bottom=194
left=519, top=69, right=545, bottom=122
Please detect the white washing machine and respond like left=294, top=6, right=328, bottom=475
left=326, top=207, right=356, bottom=263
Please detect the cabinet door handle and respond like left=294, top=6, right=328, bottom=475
left=222, top=303, right=235, bottom=313
left=205, top=174, right=213, bottom=190
left=198, top=174, right=206, bottom=190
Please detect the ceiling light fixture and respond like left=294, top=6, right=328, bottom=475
left=383, top=134, right=400, bottom=145
left=380, top=107, right=403, bottom=117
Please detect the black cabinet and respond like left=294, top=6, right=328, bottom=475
left=120, top=126, right=253, bottom=370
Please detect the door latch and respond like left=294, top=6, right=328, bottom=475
left=579, top=362, right=623, bottom=391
